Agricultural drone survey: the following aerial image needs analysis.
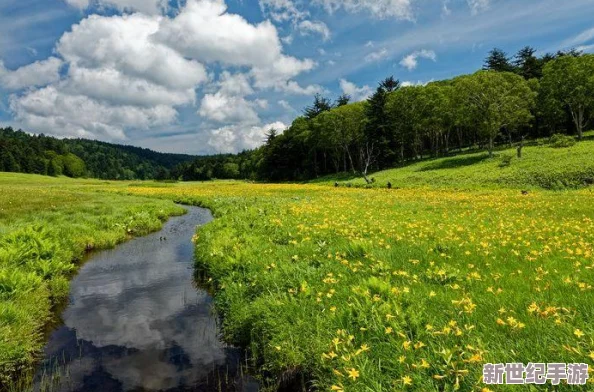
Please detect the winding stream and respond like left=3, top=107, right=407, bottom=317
left=35, top=206, right=258, bottom=392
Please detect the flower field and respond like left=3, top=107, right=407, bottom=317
left=119, top=182, right=594, bottom=391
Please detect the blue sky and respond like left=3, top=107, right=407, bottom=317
left=0, top=0, right=593, bottom=155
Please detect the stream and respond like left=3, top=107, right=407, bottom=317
left=34, top=206, right=258, bottom=392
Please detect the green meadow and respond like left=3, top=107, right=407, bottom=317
left=2, top=138, right=594, bottom=391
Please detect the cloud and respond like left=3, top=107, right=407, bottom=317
left=399, top=49, right=436, bottom=70
left=8, top=0, right=315, bottom=144
left=199, top=93, right=261, bottom=124
left=365, top=48, right=388, bottom=63
left=576, top=44, right=594, bottom=53
left=298, top=20, right=331, bottom=41
left=313, top=0, right=414, bottom=20
left=467, top=0, right=490, bottom=15
left=64, top=0, right=168, bottom=15
left=278, top=100, right=295, bottom=111
left=258, top=0, right=308, bottom=23
left=155, top=0, right=317, bottom=94
left=401, top=79, right=432, bottom=87
left=0, top=57, right=63, bottom=90
left=208, top=121, right=287, bottom=153
left=561, top=27, right=594, bottom=49
left=339, top=79, right=373, bottom=101
left=10, top=86, right=176, bottom=140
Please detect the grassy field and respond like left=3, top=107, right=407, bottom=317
left=116, top=182, right=594, bottom=391
left=0, top=173, right=184, bottom=388
left=313, top=134, right=594, bottom=190
left=2, top=142, right=594, bottom=391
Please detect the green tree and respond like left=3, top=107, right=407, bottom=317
left=514, top=46, right=543, bottom=80
left=304, top=94, right=333, bottom=120
left=484, top=48, right=515, bottom=73
left=222, top=162, right=240, bottom=178
left=61, top=153, right=86, bottom=178
left=455, top=71, right=536, bottom=157
left=540, top=54, right=594, bottom=139
left=365, top=77, right=401, bottom=169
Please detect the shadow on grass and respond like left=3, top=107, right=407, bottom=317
left=418, top=153, right=490, bottom=172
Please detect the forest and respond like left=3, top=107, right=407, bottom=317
left=0, top=128, right=195, bottom=180
left=1, top=47, right=593, bottom=182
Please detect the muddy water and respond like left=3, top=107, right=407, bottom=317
left=35, top=206, right=258, bottom=392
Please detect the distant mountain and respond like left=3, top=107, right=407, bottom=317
left=0, top=127, right=196, bottom=180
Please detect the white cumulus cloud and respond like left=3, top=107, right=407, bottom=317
left=0, top=57, right=63, bottom=90
left=7, top=0, right=316, bottom=147
left=400, top=49, right=436, bottom=70
left=339, top=79, right=373, bottom=102
left=208, top=121, right=287, bottom=153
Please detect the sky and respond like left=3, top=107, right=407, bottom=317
left=0, top=0, right=593, bottom=155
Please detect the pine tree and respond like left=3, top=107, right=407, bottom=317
left=484, top=48, right=515, bottom=72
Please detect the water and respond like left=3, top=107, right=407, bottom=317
left=34, top=206, right=258, bottom=392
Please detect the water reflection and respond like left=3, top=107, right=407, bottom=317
left=35, top=207, right=258, bottom=392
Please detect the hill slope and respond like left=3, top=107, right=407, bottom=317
left=316, top=135, right=594, bottom=190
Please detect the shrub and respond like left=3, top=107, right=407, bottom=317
left=549, top=133, right=576, bottom=148
left=499, top=154, right=513, bottom=168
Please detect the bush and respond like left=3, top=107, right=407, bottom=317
left=549, top=134, right=576, bottom=148
left=499, top=154, right=513, bottom=168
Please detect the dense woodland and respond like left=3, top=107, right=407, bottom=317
left=0, top=128, right=195, bottom=179
left=1, top=47, right=593, bottom=182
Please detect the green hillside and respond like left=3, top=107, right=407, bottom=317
left=316, top=133, right=594, bottom=190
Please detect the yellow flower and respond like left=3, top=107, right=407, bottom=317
left=347, top=368, right=360, bottom=380
left=402, top=376, right=413, bottom=386
left=574, top=329, right=585, bottom=338
left=330, top=385, right=344, bottom=391
left=385, top=327, right=394, bottom=334
left=589, top=352, right=594, bottom=361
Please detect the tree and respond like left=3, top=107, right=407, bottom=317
left=455, top=71, right=536, bottom=157
left=62, top=153, right=86, bottom=178
left=484, top=48, right=515, bottom=73
left=336, top=94, right=351, bottom=107
left=304, top=94, right=333, bottom=120
left=514, top=46, right=543, bottom=79
left=222, top=162, right=240, bottom=178
left=0, top=150, right=19, bottom=172
left=539, top=54, right=594, bottom=140
left=386, top=86, right=423, bottom=161
left=365, top=77, right=401, bottom=169
left=380, top=76, right=400, bottom=93
left=317, top=102, right=367, bottom=175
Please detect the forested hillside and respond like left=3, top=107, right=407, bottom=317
left=0, top=128, right=196, bottom=180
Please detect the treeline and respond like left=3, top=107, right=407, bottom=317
left=176, top=47, right=594, bottom=182
left=0, top=128, right=195, bottom=179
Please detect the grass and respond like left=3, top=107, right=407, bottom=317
left=0, top=173, right=184, bottom=388
left=116, top=182, right=594, bottom=391
left=2, top=136, right=594, bottom=391
left=313, top=134, right=594, bottom=190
